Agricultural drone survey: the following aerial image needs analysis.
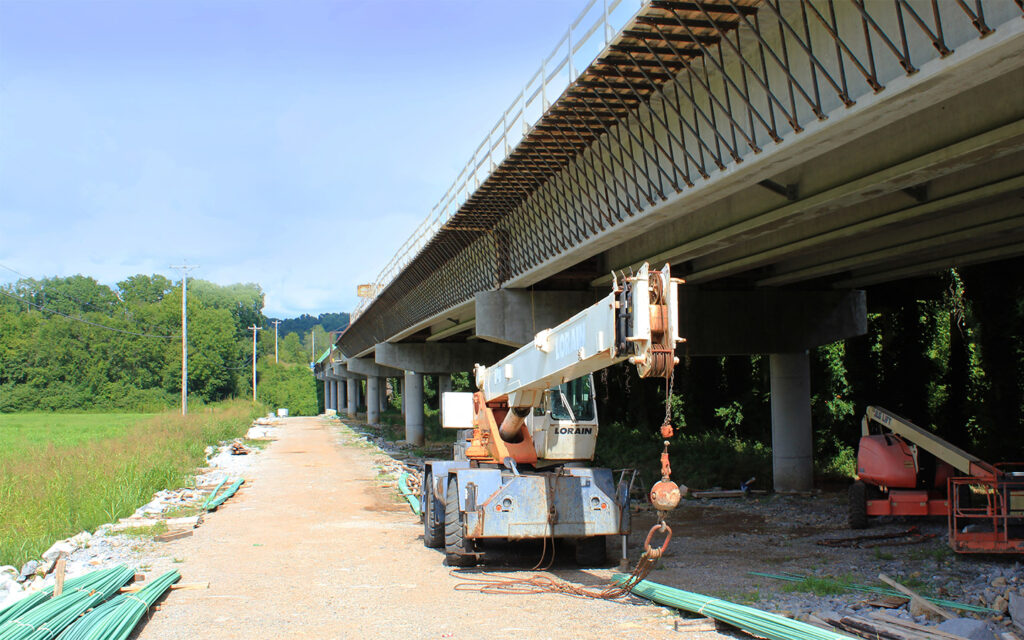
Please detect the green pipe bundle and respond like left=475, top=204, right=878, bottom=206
left=0, top=565, right=135, bottom=640
left=0, top=572, right=112, bottom=627
left=203, top=478, right=243, bottom=511
left=57, top=569, right=180, bottom=640
left=397, top=471, right=422, bottom=516
left=614, top=574, right=856, bottom=640
left=749, top=572, right=996, bottom=614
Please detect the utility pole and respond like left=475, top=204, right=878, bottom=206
left=169, top=263, right=197, bottom=416
left=248, top=324, right=263, bottom=402
left=272, top=320, right=281, bottom=363
left=311, top=330, right=315, bottom=363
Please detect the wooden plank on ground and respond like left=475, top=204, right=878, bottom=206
left=869, top=612, right=970, bottom=640
left=120, top=581, right=209, bottom=594
left=155, top=529, right=194, bottom=543
left=53, top=556, right=66, bottom=597
left=879, top=573, right=955, bottom=621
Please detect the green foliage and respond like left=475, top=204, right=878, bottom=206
left=272, top=312, right=349, bottom=336
left=0, top=273, right=345, bottom=413
left=255, top=357, right=318, bottom=415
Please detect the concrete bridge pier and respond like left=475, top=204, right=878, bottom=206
left=346, top=378, right=358, bottom=418
left=770, top=352, right=814, bottom=493
left=438, top=374, right=451, bottom=422
left=404, top=371, right=424, bottom=445
left=377, top=342, right=513, bottom=447
left=378, top=377, right=388, bottom=414
left=337, top=377, right=347, bottom=413
left=366, top=377, right=380, bottom=425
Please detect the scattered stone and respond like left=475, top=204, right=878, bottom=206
left=936, top=618, right=999, bottom=640
left=1008, top=593, right=1024, bottom=633
left=41, top=540, right=75, bottom=563
left=17, top=561, right=38, bottom=582
left=993, top=577, right=1008, bottom=588
left=994, top=596, right=1009, bottom=614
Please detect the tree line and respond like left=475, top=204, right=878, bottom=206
left=0, top=273, right=334, bottom=414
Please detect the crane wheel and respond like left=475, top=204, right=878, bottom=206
left=423, top=471, right=444, bottom=549
left=848, top=481, right=868, bottom=530
left=444, top=476, right=476, bottom=566
left=574, top=536, right=607, bottom=567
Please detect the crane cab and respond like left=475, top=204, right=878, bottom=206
left=526, top=375, right=599, bottom=463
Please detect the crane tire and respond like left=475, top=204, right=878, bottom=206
left=444, top=476, right=476, bottom=566
left=423, top=471, right=444, bottom=548
left=849, top=481, right=868, bottom=530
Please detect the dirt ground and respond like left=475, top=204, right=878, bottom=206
left=134, top=417, right=736, bottom=640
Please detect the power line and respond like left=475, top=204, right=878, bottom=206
left=0, top=262, right=172, bottom=336
left=0, top=290, right=178, bottom=339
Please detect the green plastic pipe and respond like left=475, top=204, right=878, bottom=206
left=59, top=569, right=180, bottom=640
left=397, top=471, right=422, bottom=516
left=614, top=574, right=856, bottom=640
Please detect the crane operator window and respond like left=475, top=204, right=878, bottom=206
left=551, top=376, right=595, bottom=422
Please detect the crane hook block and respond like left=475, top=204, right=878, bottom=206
left=650, top=479, right=682, bottom=512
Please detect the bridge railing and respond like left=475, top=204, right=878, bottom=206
left=351, top=0, right=645, bottom=320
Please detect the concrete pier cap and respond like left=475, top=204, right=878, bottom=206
left=676, top=288, right=866, bottom=492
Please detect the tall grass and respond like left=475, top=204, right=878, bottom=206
left=0, top=401, right=262, bottom=568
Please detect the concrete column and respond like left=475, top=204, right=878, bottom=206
left=378, top=377, right=388, bottom=414
left=438, top=374, right=451, bottom=422
left=346, top=378, right=358, bottom=418
left=366, top=377, right=380, bottom=425
left=770, top=351, right=813, bottom=492
left=322, top=380, right=329, bottom=412
left=404, top=371, right=424, bottom=445
left=338, top=378, right=347, bottom=411
left=330, top=380, right=338, bottom=411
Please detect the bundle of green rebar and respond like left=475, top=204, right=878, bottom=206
left=749, top=572, right=996, bottom=614
left=57, top=569, right=180, bottom=640
left=0, top=565, right=135, bottom=640
left=614, top=574, right=856, bottom=640
left=203, top=477, right=244, bottom=511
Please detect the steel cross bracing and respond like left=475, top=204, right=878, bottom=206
left=339, top=0, right=1024, bottom=357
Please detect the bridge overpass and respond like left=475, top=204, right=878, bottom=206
left=316, top=0, right=1024, bottom=491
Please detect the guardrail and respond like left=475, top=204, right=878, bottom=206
left=351, top=0, right=644, bottom=321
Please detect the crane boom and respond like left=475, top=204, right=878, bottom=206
left=475, top=263, right=681, bottom=409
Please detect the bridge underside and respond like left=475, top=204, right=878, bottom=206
left=327, top=0, right=1024, bottom=489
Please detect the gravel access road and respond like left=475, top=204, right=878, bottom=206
left=135, top=417, right=713, bottom=640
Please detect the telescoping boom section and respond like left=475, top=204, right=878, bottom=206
left=463, top=263, right=682, bottom=466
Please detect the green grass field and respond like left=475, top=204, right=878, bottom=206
left=0, top=402, right=261, bottom=568
left=0, top=413, right=155, bottom=455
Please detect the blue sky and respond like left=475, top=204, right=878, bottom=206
left=0, top=0, right=596, bottom=318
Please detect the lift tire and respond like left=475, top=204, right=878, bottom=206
left=423, top=472, right=444, bottom=549
left=849, top=481, right=868, bottom=530
left=574, top=536, right=607, bottom=567
left=444, top=476, right=476, bottom=566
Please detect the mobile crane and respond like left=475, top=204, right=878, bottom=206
left=420, top=263, right=685, bottom=566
